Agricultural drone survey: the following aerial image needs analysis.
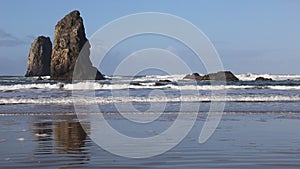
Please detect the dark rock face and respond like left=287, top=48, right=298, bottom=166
left=184, top=73, right=202, bottom=81
left=158, top=80, right=172, bottom=83
left=202, top=71, right=239, bottom=81
left=155, top=80, right=172, bottom=86
left=51, top=10, right=104, bottom=80
left=184, top=71, right=239, bottom=81
left=255, top=77, right=273, bottom=81
left=25, top=36, right=52, bottom=77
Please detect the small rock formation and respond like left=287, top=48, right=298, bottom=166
left=155, top=80, right=172, bottom=86
left=184, top=73, right=202, bottom=81
left=158, top=80, right=172, bottom=83
left=202, top=71, right=239, bottom=81
left=51, top=10, right=104, bottom=80
left=25, top=36, right=52, bottom=77
left=184, top=71, right=239, bottom=81
left=255, top=77, right=273, bottom=81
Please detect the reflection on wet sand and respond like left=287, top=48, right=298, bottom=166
left=32, top=122, right=52, bottom=142
left=31, top=116, right=90, bottom=168
left=2, top=114, right=300, bottom=168
left=53, top=121, right=87, bottom=153
left=31, top=121, right=54, bottom=157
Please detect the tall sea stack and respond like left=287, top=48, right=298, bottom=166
left=51, top=10, right=104, bottom=80
left=25, top=36, right=52, bottom=77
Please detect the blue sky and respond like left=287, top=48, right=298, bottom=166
left=0, top=0, right=299, bottom=75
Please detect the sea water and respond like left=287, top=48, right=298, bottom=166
left=1, top=74, right=300, bottom=168
left=1, top=74, right=300, bottom=113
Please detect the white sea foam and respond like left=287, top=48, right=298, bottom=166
left=1, top=74, right=300, bottom=91
left=58, top=83, right=300, bottom=91
left=0, top=83, right=61, bottom=91
left=143, top=74, right=186, bottom=81
left=236, top=73, right=300, bottom=81
left=54, top=83, right=300, bottom=91
left=1, top=95, right=300, bottom=105
left=1, top=82, right=300, bottom=91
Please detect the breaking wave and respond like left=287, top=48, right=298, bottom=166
left=1, top=95, right=300, bottom=105
left=1, top=82, right=300, bottom=91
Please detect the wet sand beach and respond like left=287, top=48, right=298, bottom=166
left=1, top=112, right=300, bottom=168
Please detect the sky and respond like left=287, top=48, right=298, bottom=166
left=0, top=0, right=300, bottom=75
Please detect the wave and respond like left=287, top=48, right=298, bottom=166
left=126, top=73, right=300, bottom=81
left=0, top=83, right=64, bottom=91
left=236, top=73, right=300, bottom=81
left=1, top=95, right=300, bottom=105
left=170, top=85, right=300, bottom=90
left=1, top=82, right=300, bottom=91
left=1, top=73, right=300, bottom=91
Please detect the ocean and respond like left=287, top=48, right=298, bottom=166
left=1, top=73, right=300, bottom=113
left=1, top=74, right=300, bottom=168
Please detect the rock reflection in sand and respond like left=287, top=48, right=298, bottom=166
left=31, top=115, right=90, bottom=167
left=53, top=121, right=87, bottom=153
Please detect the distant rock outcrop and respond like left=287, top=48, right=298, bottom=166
left=154, top=79, right=172, bottom=86
left=184, top=71, right=239, bottom=81
left=25, top=36, right=52, bottom=77
left=255, top=77, right=273, bottom=81
left=158, top=79, right=172, bottom=83
left=51, top=10, right=104, bottom=80
left=184, top=73, right=202, bottom=81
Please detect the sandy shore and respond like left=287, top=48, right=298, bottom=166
left=1, top=113, right=300, bottom=168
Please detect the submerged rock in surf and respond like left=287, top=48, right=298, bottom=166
left=255, top=77, right=273, bottom=81
left=155, top=79, right=172, bottom=86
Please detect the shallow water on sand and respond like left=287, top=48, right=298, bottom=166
left=1, top=113, right=300, bottom=168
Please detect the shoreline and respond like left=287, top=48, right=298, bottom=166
left=1, top=111, right=300, bottom=116
left=1, top=113, right=300, bottom=168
